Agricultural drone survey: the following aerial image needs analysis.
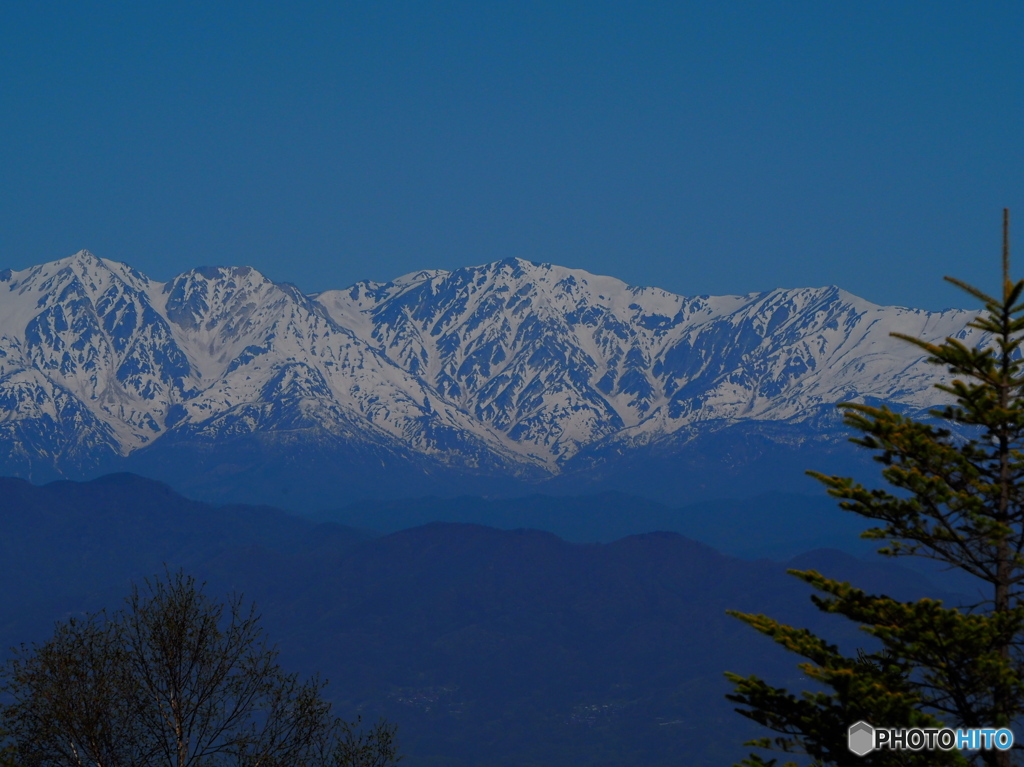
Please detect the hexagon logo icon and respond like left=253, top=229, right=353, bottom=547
left=848, top=721, right=875, bottom=756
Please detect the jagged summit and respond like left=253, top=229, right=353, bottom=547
left=38, top=249, right=151, bottom=289
left=0, top=250, right=981, bottom=492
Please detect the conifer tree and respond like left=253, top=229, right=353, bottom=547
left=726, top=211, right=1024, bottom=767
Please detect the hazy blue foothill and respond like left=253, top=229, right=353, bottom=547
left=314, top=491, right=872, bottom=561
left=0, top=473, right=974, bottom=767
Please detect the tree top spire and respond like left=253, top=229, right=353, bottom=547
left=1004, top=207, right=1011, bottom=301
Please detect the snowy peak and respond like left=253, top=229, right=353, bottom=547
left=316, top=260, right=978, bottom=463
left=0, top=251, right=983, bottom=481
left=0, top=253, right=194, bottom=456
left=159, top=265, right=327, bottom=381
left=11, top=250, right=152, bottom=307
left=161, top=265, right=318, bottom=334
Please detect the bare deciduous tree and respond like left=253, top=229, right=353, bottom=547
left=0, top=571, right=400, bottom=767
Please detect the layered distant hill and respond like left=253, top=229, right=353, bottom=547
left=0, top=473, right=964, bottom=767
left=0, top=251, right=980, bottom=508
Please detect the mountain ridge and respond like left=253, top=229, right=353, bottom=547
left=0, top=250, right=982, bottom=505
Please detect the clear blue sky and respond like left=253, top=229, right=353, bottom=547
left=2, top=2, right=1023, bottom=310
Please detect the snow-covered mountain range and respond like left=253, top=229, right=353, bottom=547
left=0, top=250, right=981, bottom=505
